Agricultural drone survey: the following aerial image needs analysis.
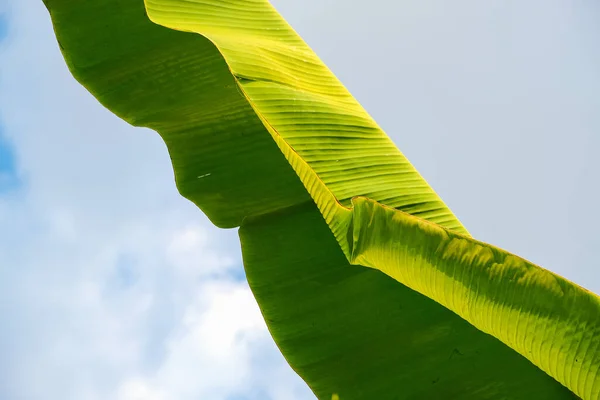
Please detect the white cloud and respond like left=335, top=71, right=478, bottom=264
left=166, top=225, right=236, bottom=279
left=0, top=0, right=314, bottom=399
left=117, top=282, right=274, bottom=400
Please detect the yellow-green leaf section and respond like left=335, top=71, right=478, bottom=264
left=143, top=0, right=469, bottom=244
left=43, top=0, right=599, bottom=398
left=350, top=197, right=600, bottom=399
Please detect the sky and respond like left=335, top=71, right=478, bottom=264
left=0, top=0, right=599, bottom=399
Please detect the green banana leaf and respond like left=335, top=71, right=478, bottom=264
left=43, top=0, right=600, bottom=398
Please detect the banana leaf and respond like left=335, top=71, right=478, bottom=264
left=42, top=0, right=599, bottom=398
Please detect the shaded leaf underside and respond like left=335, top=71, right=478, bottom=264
left=44, top=0, right=599, bottom=398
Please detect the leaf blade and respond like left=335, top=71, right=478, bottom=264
left=43, top=0, right=599, bottom=398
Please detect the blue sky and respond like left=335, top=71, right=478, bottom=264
left=0, top=12, right=18, bottom=193
left=0, top=1, right=599, bottom=399
left=0, top=130, right=18, bottom=192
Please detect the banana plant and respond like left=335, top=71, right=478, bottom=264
left=43, top=0, right=599, bottom=398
